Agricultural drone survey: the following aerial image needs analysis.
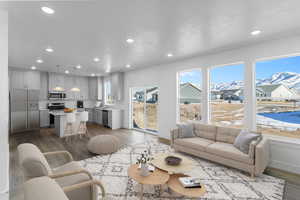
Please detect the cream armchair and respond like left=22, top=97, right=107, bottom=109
left=24, top=176, right=105, bottom=200
left=18, top=143, right=104, bottom=200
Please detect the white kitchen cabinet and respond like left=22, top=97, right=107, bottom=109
left=94, top=109, right=102, bottom=125
left=109, top=109, right=122, bottom=129
left=48, top=72, right=65, bottom=92
left=39, top=109, right=49, bottom=127
left=85, top=108, right=94, bottom=123
left=39, top=72, right=48, bottom=100
left=10, top=70, right=25, bottom=89
left=110, top=72, right=124, bottom=101
left=25, top=71, right=40, bottom=90
left=9, top=70, right=40, bottom=90
left=88, top=77, right=103, bottom=100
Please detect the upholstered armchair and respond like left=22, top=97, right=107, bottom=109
left=24, top=176, right=105, bottom=200
left=17, top=143, right=104, bottom=200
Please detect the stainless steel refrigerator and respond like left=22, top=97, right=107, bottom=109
left=10, top=89, right=40, bottom=133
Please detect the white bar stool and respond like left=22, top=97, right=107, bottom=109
left=78, top=111, right=89, bottom=138
left=65, top=112, right=76, bottom=141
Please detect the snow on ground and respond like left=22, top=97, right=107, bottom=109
left=257, top=114, right=300, bottom=131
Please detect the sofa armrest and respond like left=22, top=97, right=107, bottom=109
left=254, top=137, right=270, bottom=175
left=170, top=128, right=180, bottom=146
left=248, top=140, right=257, bottom=160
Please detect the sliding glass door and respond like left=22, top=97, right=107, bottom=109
left=131, top=87, right=158, bottom=133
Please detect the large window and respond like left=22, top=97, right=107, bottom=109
left=178, top=70, right=202, bottom=122
left=210, top=64, right=244, bottom=128
left=256, top=55, right=300, bottom=138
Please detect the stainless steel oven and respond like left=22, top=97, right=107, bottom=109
left=48, top=102, right=65, bottom=127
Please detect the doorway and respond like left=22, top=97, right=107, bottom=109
left=131, top=87, right=158, bottom=134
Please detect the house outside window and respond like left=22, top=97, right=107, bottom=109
left=178, top=70, right=202, bottom=122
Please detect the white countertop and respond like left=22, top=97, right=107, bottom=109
left=49, top=110, right=83, bottom=116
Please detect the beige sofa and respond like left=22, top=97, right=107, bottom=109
left=170, top=122, right=269, bottom=177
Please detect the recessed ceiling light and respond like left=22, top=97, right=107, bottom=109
left=126, top=64, right=131, bottom=68
left=126, top=38, right=134, bottom=43
left=167, top=53, right=173, bottom=57
left=45, top=47, right=54, bottom=52
left=65, top=70, right=69, bottom=74
left=76, top=65, right=81, bottom=69
left=105, top=69, right=110, bottom=73
left=93, top=57, right=100, bottom=62
left=251, top=30, right=261, bottom=36
left=41, top=7, right=55, bottom=14
left=91, top=73, right=95, bottom=77
left=31, top=66, right=36, bottom=70
left=36, top=59, right=43, bottom=63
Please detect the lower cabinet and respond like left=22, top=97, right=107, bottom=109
left=93, top=109, right=102, bottom=125
left=39, top=110, right=49, bottom=128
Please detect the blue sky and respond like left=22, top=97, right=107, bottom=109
left=256, top=55, right=300, bottom=79
left=180, top=55, right=300, bottom=84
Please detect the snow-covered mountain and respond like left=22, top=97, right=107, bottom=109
left=212, top=72, right=300, bottom=91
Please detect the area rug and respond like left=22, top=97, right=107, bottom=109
left=79, top=139, right=285, bottom=199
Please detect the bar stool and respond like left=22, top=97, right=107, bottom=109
left=65, top=112, right=76, bottom=142
left=78, top=111, right=89, bottom=138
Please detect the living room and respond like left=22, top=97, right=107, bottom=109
left=1, top=1, right=300, bottom=200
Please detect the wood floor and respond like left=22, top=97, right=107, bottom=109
left=9, top=123, right=300, bottom=200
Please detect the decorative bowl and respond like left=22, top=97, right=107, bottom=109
left=165, top=156, right=182, bottom=166
left=64, top=108, right=74, bottom=113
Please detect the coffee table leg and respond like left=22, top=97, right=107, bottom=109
left=140, top=184, right=144, bottom=200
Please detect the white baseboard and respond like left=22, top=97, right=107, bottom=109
left=269, top=160, right=300, bottom=174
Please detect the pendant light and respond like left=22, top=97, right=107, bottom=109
left=70, top=67, right=80, bottom=92
left=53, top=65, right=64, bottom=91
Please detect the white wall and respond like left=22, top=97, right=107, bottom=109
left=0, top=10, right=9, bottom=199
left=123, top=35, right=300, bottom=174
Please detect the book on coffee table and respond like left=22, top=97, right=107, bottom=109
left=178, top=177, right=202, bottom=188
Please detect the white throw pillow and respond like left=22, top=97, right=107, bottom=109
left=233, top=130, right=261, bottom=154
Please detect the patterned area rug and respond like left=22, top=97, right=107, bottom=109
left=80, top=139, right=285, bottom=200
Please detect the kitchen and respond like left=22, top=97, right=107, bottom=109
left=9, top=67, right=124, bottom=137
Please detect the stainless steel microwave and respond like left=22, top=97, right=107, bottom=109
left=48, top=92, right=66, bottom=100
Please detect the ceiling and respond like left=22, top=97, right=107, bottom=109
left=2, top=0, right=300, bottom=76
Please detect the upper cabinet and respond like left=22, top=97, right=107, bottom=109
left=9, top=69, right=40, bottom=90
left=48, top=72, right=65, bottom=92
left=39, top=72, right=48, bottom=100
left=110, top=72, right=124, bottom=101
left=88, top=77, right=103, bottom=100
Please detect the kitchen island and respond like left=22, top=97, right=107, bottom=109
left=49, top=110, right=83, bottom=138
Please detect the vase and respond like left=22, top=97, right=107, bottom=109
left=140, top=163, right=150, bottom=176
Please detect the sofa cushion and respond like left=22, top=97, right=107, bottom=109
left=216, top=126, right=241, bottom=144
left=193, top=122, right=217, bottom=141
left=24, top=177, right=69, bottom=200
left=206, top=142, right=253, bottom=164
left=174, top=137, right=214, bottom=151
left=53, top=161, right=92, bottom=200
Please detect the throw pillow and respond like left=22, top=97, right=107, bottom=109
left=234, top=130, right=261, bottom=154
left=177, top=123, right=194, bottom=138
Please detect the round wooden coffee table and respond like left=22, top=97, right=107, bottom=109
left=128, top=164, right=170, bottom=199
left=167, top=174, right=206, bottom=198
left=150, top=153, right=196, bottom=174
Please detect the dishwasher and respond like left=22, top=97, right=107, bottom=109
left=102, top=110, right=109, bottom=128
